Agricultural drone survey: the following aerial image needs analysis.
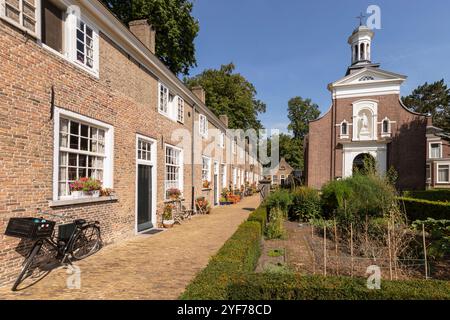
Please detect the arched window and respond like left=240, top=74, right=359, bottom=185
left=366, top=43, right=370, bottom=60
left=341, top=121, right=348, bottom=136
left=360, top=43, right=365, bottom=60
left=354, top=45, right=358, bottom=62
left=382, top=119, right=390, bottom=134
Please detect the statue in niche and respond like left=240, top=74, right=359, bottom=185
left=359, top=112, right=370, bottom=135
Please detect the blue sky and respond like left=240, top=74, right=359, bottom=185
left=188, top=0, right=450, bottom=134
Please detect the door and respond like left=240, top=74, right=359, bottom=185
left=137, top=164, right=153, bottom=232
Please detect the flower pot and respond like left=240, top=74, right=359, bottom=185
left=85, top=190, right=100, bottom=198
left=71, top=191, right=84, bottom=199
left=163, top=220, right=175, bottom=229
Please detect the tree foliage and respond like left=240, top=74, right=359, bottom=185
left=184, top=63, right=266, bottom=130
left=287, top=97, right=321, bottom=140
left=402, top=79, right=450, bottom=131
left=101, top=0, right=199, bottom=75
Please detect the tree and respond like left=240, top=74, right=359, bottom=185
left=184, top=63, right=267, bottom=130
left=402, top=79, right=450, bottom=131
left=101, top=0, right=199, bottom=75
left=264, top=133, right=303, bottom=170
left=287, top=97, right=321, bottom=140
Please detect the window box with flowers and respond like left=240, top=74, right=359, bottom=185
left=70, top=177, right=102, bottom=199
left=166, top=188, right=182, bottom=200
left=202, top=180, right=211, bottom=190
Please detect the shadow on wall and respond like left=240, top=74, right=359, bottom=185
left=389, top=118, right=427, bottom=191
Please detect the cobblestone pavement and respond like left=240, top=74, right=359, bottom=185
left=0, top=196, right=260, bottom=300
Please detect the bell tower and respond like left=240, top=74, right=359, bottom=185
left=348, top=25, right=374, bottom=65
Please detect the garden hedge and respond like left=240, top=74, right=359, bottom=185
left=228, top=273, right=450, bottom=300
left=398, top=197, right=450, bottom=221
left=247, top=206, right=267, bottom=233
left=403, top=190, right=450, bottom=203
left=180, top=219, right=262, bottom=300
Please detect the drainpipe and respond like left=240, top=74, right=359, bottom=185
left=192, top=103, right=196, bottom=212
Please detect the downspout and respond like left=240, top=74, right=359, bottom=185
left=192, top=104, right=196, bottom=212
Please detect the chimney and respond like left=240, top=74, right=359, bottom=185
left=219, top=115, right=229, bottom=127
left=192, top=86, right=206, bottom=104
left=129, top=19, right=156, bottom=54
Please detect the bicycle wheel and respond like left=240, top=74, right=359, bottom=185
left=12, top=241, right=43, bottom=291
left=70, top=225, right=101, bottom=260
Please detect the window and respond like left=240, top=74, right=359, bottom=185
left=202, top=156, right=211, bottom=183
left=54, top=108, right=113, bottom=200
left=177, top=97, right=184, bottom=123
left=280, top=175, right=286, bottom=185
left=437, top=164, right=450, bottom=183
left=165, top=145, right=182, bottom=197
left=426, top=164, right=431, bottom=182
left=430, top=143, right=442, bottom=159
left=221, top=164, right=227, bottom=188
left=232, top=138, right=237, bottom=154
left=1, top=0, right=38, bottom=35
left=76, top=19, right=95, bottom=69
left=159, top=83, right=169, bottom=114
left=199, top=114, right=208, bottom=137
left=138, top=139, right=152, bottom=161
left=272, top=175, right=278, bottom=184
left=219, top=132, right=225, bottom=149
left=341, top=121, right=348, bottom=136
left=382, top=119, right=390, bottom=134
left=232, top=167, right=237, bottom=187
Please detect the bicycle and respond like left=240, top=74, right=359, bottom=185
left=5, top=210, right=102, bottom=291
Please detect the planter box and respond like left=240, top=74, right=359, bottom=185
left=71, top=190, right=101, bottom=199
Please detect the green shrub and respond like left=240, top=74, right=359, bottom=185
left=398, top=197, right=450, bottom=221
left=403, top=190, right=450, bottom=203
left=289, top=187, right=321, bottom=222
left=247, top=206, right=267, bottom=233
left=227, top=273, right=450, bottom=300
left=265, top=207, right=286, bottom=240
left=412, top=218, right=450, bottom=260
left=265, top=189, right=292, bottom=215
left=180, top=219, right=262, bottom=300
left=321, top=174, right=396, bottom=224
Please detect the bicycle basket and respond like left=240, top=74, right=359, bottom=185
left=58, top=223, right=76, bottom=242
left=5, top=218, right=56, bottom=240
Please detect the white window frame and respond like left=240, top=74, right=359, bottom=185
left=426, top=164, right=431, bottom=183
left=381, top=117, right=392, bottom=137
left=340, top=120, right=349, bottom=138
left=221, top=164, right=227, bottom=188
left=202, top=155, right=211, bottom=183
left=437, top=163, right=450, bottom=184
left=52, top=107, right=114, bottom=201
left=177, top=96, right=184, bottom=123
left=164, top=144, right=184, bottom=199
left=158, top=83, right=169, bottom=115
left=219, top=132, right=225, bottom=149
left=135, top=134, right=157, bottom=234
left=232, top=138, right=237, bottom=154
left=0, top=0, right=41, bottom=38
left=429, top=142, right=442, bottom=159
left=232, top=167, right=237, bottom=188
left=199, top=114, right=208, bottom=138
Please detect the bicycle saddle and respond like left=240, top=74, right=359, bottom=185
left=74, top=219, right=87, bottom=225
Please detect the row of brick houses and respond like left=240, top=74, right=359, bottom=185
left=0, top=0, right=263, bottom=286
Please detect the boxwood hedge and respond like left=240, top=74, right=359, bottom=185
left=179, top=219, right=263, bottom=300
left=403, top=190, right=450, bottom=203
left=398, top=197, right=450, bottom=221
left=228, top=273, right=450, bottom=300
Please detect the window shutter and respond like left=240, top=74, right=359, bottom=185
left=42, top=0, right=63, bottom=53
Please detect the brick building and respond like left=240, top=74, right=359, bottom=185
left=268, top=157, right=293, bottom=186
left=304, top=25, right=436, bottom=191
left=0, top=0, right=262, bottom=286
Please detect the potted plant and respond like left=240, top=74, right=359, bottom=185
left=167, top=188, right=181, bottom=200
left=196, top=197, right=211, bottom=214
left=162, top=204, right=175, bottom=228
left=83, top=178, right=102, bottom=197
left=70, top=179, right=85, bottom=198
left=100, top=188, right=114, bottom=197
left=202, top=180, right=211, bottom=189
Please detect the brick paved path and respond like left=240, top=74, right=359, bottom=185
left=0, top=196, right=260, bottom=300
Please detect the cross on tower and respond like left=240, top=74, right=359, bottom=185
left=356, top=12, right=366, bottom=26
